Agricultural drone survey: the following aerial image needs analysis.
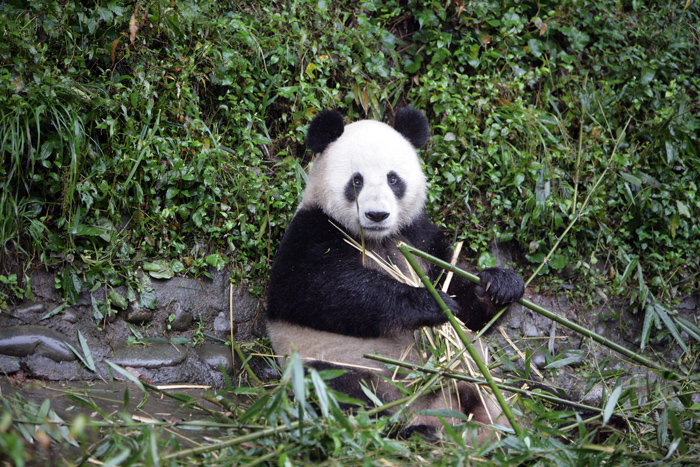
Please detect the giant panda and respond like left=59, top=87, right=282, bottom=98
left=266, top=107, right=524, bottom=443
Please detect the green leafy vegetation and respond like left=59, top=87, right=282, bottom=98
left=2, top=338, right=700, bottom=466
left=1, top=0, right=699, bottom=464
left=2, top=0, right=698, bottom=306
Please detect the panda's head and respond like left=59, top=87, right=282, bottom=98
left=300, top=107, right=430, bottom=241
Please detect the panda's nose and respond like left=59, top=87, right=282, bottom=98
left=365, top=211, right=390, bottom=222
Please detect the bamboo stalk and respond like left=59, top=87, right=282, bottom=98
left=364, top=354, right=634, bottom=420
left=397, top=242, right=522, bottom=436
left=161, top=421, right=302, bottom=460
left=399, top=243, right=676, bottom=377
left=231, top=283, right=262, bottom=386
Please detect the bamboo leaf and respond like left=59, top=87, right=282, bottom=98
left=38, top=399, right=50, bottom=419
left=360, top=382, right=384, bottom=407
left=105, top=360, right=145, bottom=392
left=677, top=318, right=700, bottom=342
left=667, top=409, right=687, bottom=456
left=40, top=303, right=66, bottom=321
left=418, top=409, right=469, bottom=421
left=640, top=304, right=655, bottom=350
left=289, top=353, right=306, bottom=405
left=240, top=394, right=270, bottom=424
left=310, top=369, right=330, bottom=417
left=657, top=408, right=668, bottom=447
left=665, top=439, right=681, bottom=460
left=603, top=385, right=622, bottom=425
left=654, top=302, right=688, bottom=353
left=123, top=386, right=130, bottom=411
left=78, top=330, right=96, bottom=372
left=103, top=448, right=131, bottom=467
left=63, top=340, right=90, bottom=371
left=618, top=258, right=638, bottom=284
left=544, top=354, right=582, bottom=369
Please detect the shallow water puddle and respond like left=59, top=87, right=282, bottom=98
left=1, top=376, right=251, bottom=461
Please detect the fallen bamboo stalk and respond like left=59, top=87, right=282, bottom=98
left=399, top=243, right=675, bottom=377
left=398, top=242, right=522, bottom=436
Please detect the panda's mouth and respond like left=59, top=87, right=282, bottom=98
left=359, top=225, right=392, bottom=239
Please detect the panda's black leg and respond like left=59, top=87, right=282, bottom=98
left=304, top=361, right=443, bottom=441
left=303, top=361, right=381, bottom=411
left=389, top=424, right=440, bottom=443
left=458, top=384, right=481, bottom=414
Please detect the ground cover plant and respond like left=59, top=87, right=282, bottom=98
left=1, top=0, right=699, bottom=465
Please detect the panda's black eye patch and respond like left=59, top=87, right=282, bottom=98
left=344, top=172, right=364, bottom=202
left=387, top=171, right=406, bottom=199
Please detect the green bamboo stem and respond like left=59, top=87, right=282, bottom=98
left=398, top=242, right=522, bottom=436
left=365, top=353, right=645, bottom=423
left=365, top=372, right=442, bottom=416
left=365, top=347, right=472, bottom=417
left=231, top=284, right=263, bottom=387
left=400, top=243, right=675, bottom=377
left=161, top=420, right=302, bottom=460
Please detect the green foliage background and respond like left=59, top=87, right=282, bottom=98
left=1, top=0, right=698, bottom=331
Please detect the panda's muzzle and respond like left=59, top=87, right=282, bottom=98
left=365, top=211, right=390, bottom=223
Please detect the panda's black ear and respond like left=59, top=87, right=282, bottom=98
left=307, top=110, right=345, bottom=154
left=394, top=107, right=430, bottom=149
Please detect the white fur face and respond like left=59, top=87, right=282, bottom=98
left=300, top=120, right=427, bottom=240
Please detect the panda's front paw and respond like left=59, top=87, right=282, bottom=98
left=475, top=268, right=524, bottom=305
left=438, top=290, right=461, bottom=314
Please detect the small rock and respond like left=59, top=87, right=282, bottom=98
left=62, top=309, right=79, bottom=324
left=15, top=303, right=44, bottom=314
left=679, top=296, right=696, bottom=310
left=0, top=325, right=77, bottom=362
left=259, top=366, right=280, bottom=382
left=522, top=322, right=542, bottom=338
left=581, top=383, right=605, bottom=406
left=531, top=352, right=547, bottom=369
left=0, top=355, right=21, bottom=373
left=111, top=343, right=187, bottom=368
left=196, top=344, right=234, bottom=373
left=168, top=302, right=192, bottom=332
left=25, top=355, right=81, bottom=380
left=508, top=310, right=523, bottom=329
left=214, top=312, right=232, bottom=332
left=230, top=287, right=261, bottom=323
left=126, top=303, right=153, bottom=323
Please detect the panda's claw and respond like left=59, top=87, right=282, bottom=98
left=477, top=267, right=525, bottom=306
